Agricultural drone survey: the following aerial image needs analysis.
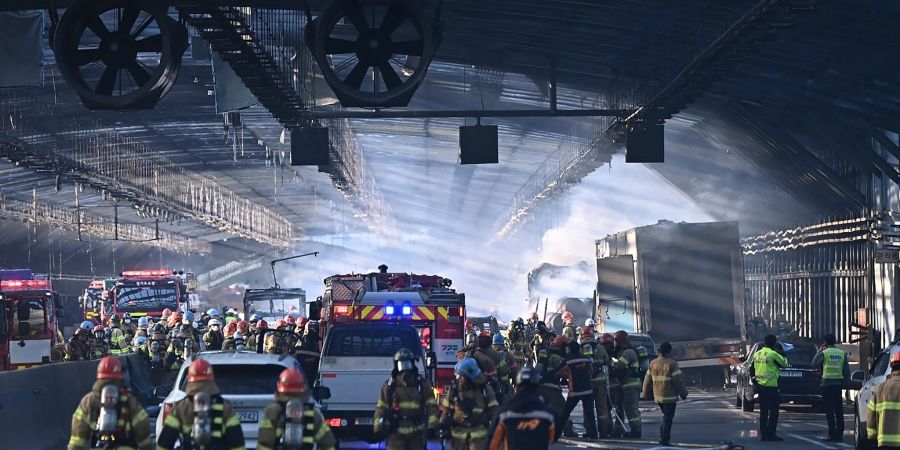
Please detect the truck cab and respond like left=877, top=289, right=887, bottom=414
left=111, top=269, right=189, bottom=320
left=0, top=273, right=61, bottom=371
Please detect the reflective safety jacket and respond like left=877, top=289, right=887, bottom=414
left=751, top=346, right=788, bottom=388
left=66, top=337, right=91, bottom=361
left=612, top=346, right=641, bottom=390
left=589, top=343, right=610, bottom=384
left=556, top=355, right=593, bottom=397
left=374, top=372, right=439, bottom=436
left=562, top=326, right=576, bottom=341
left=641, top=356, right=687, bottom=404
left=156, top=381, right=246, bottom=450
left=488, top=390, right=557, bottom=450
left=203, top=330, right=224, bottom=351
left=109, top=327, right=127, bottom=354
left=440, top=376, right=499, bottom=441
left=264, top=333, right=293, bottom=355
left=68, top=380, right=152, bottom=450
left=535, top=351, right=566, bottom=391
left=812, top=347, right=849, bottom=386
left=257, top=396, right=336, bottom=450
left=91, top=339, right=110, bottom=359
left=867, top=373, right=900, bottom=448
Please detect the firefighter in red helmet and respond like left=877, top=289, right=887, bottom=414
left=68, top=356, right=152, bottom=450
left=257, top=368, right=337, bottom=450
left=156, top=359, right=245, bottom=450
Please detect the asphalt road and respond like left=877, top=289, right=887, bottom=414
left=339, top=389, right=855, bottom=450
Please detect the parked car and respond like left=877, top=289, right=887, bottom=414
left=469, top=315, right=500, bottom=336
left=316, top=322, right=426, bottom=444
left=735, top=339, right=822, bottom=411
left=852, top=342, right=900, bottom=450
left=155, top=351, right=303, bottom=449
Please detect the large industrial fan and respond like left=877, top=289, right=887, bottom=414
left=306, top=0, right=440, bottom=108
left=53, top=0, right=188, bottom=110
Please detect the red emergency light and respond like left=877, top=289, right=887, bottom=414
left=121, top=269, right=173, bottom=277
left=334, top=305, right=350, bottom=315
left=1, top=279, right=51, bottom=290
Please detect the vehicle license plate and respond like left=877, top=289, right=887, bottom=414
left=355, top=417, right=374, bottom=426
left=237, top=410, right=259, bottom=423
left=687, top=347, right=705, bottom=358
left=780, top=370, right=803, bottom=378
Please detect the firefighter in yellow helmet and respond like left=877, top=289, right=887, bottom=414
left=257, top=368, right=337, bottom=450
left=374, top=348, right=438, bottom=449
left=866, top=351, right=900, bottom=449
left=68, top=356, right=152, bottom=450
left=156, top=358, right=245, bottom=450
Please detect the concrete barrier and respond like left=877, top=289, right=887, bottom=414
left=0, top=355, right=156, bottom=450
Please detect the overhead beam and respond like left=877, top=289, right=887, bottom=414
left=306, top=108, right=630, bottom=121
left=0, top=0, right=316, bottom=11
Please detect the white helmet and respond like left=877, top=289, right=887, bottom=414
left=584, top=318, right=596, bottom=327
left=208, top=318, right=221, bottom=327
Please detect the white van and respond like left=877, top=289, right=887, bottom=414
left=316, top=322, right=426, bottom=443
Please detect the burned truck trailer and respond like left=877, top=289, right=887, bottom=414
left=595, top=221, right=745, bottom=384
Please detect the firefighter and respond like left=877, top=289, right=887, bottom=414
left=465, top=319, right=477, bottom=345
left=299, top=320, right=323, bottom=353
left=157, top=359, right=245, bottom=450
left=160, top=308, right=172, bottom=328
left=122, top=313, right=137, bottom=346
left=67, top=328, right=93, bottom=361
left=203, top=318, right=224, bottom=351
left=53, top=328, right=68, bottom=362
left=91, top=325, right=111, bottom=359
left=164, top=325, right=197, bottom=371
left=534, top=336, right=574, bottom=437
left=167, top=311, right=184, bottom=336
left=867, top=351, right=900, bottom=449
left=264, top=319, right=292, bottom=354
left=506, top=319, right=528, bottom=367
left=108, top=315, right=127, bottom=355
left=586, top=330, right=612, bottom=438
left=526, top=312, right=540, bottom=343
left=258, top=368, right=336, bottom=450
left=531, top=321, right=555, bottom=351
left=134, top=317, right=150, bottom=343
left=68, top=356, right=152, bottom=450
left=751, top=334, right=788, bottom=442
left=247, top=320, right=267, bottom=351
left=557, top=340, right=598, bottom=439
left=222, top=321, right=238, bottom=350
left=373, top=349, right=438, bottom=449
left=466, top=332, right=503, bottom=403
left=583, top=318, right=595, bottom=337
left=132, top=335, right=149, bottom=359
left=611, top=330, right=642, bottom=438
left=561, top=312, right=576, bottom=341
left=642, top=342, right=688, bottom=446
left=492, top=333, right=518, bottom=395
left=147, top=324, right=169, bottom=371
left=234, top=320, right=250, bottom=351
left=488, top=366, right=559, bottom=450
left=440, top=358, right=499, bottom=450
left=812, top=333, right=850, bottom=442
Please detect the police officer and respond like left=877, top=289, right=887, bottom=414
left=258, top=368, right=337, bottom=450
left=157, top=358, right=245, bottom=450
left=203, top=319, right=224, bottom=351
left=751, top=334, right=789, bottom=442
left=867, top=351, right=900, bottom=449
left=91, top=325, right=110, bottom=359
left=641, top=342, right=687, bottom=446
left=488, top=366, right=559, bottom=450
left=440, top=358, right=499, bottom=450
left=68, top=356, right=152, bottom=450
left=67, top=327, right=93, bottom=361
left=373, top=349, right=438, bottom=449
left=812, top=334, right=849, bottom=442
left=581, top=328, right=612, bottom=438
left=611, top=330, right=641, bottom=438
left=557, top=340, right=598, bottom=439
left=492, top=333, right=518, bottom=396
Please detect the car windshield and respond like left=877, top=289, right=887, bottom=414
left=325, top=327, right=421, bottom=357
left=11, top=297, right=47, bottom=337
left=780, top=342, right=817, bottom=367
left=115, top=281, right=178, bottom=312
left=179, top=363, right=287, bottom=395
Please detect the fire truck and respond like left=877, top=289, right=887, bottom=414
left=81, top=278, right=115, bottom=323
left=108, top=269, right=191, bottom=320
left=314, top=271, right=466, bottom=401
left=0, top=270, right=61, bottom=371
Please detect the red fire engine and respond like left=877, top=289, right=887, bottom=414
left=316, top=271, right=466, bottom=399
left=0, top=271, right=61, bottom=371
left=109, top=269, right=190, bottom=320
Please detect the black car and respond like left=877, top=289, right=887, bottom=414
left=735, top=340, right=822, bottom=412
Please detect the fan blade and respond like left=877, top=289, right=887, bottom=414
left=96, top=66, right=117, bottom=95
left=325, top=38, right=357, bottom=55
left=119, top=3, right=140, bottom=33
left=76, top=48, right=104, bottom=66
left=344, top=62, right=368, bottom=90
left=135, top=34, right=163, bottom=53
left=380, top=2, right=405, bottom=34
left=392, top=40, right=423, bottom=56
left=345, top=2, right=369, bottom=32
left=86, top=14, right=110, bottom=38
left=127, top=61, right=151, bottom=86
left=131, top=14, right=154, bottom=38
left=379, top=61, right=402, bottom=90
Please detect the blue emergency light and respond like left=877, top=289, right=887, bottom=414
left=385, top=302, right=395, bottom=315
left=401, top=302, right=412, bottom=316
